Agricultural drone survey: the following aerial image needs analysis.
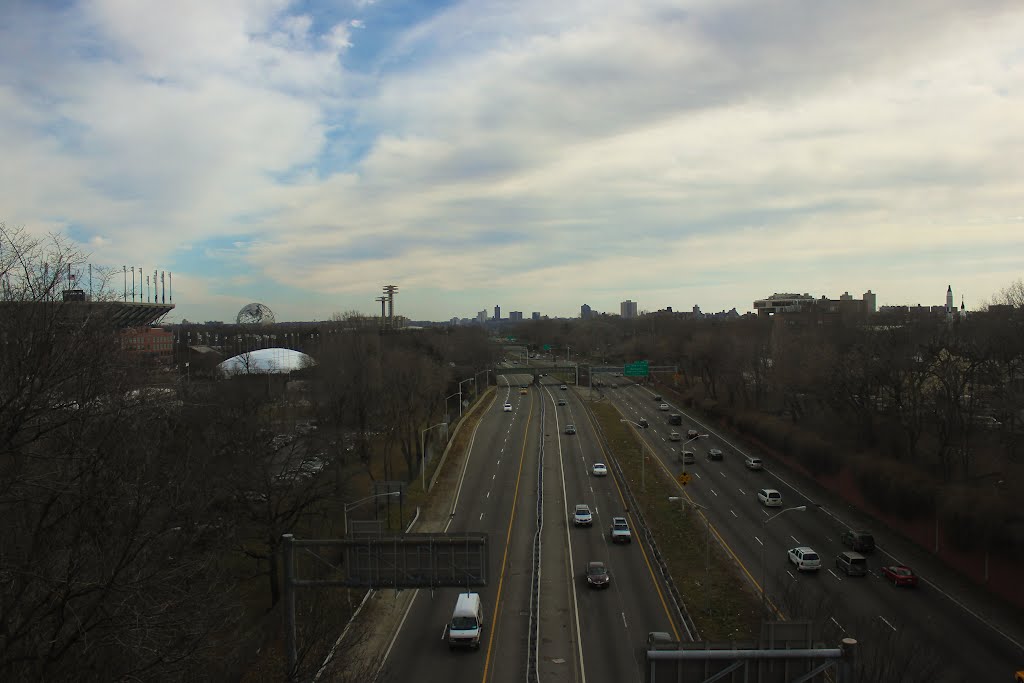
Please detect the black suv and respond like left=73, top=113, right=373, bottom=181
left=841, top=530, right=875, bottom=553
left=669, top=414, right=682, bottom=425
left=638, top=418, right=649, bottom=428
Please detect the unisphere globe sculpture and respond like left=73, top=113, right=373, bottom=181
left=236, top=302, right=276, bottom=326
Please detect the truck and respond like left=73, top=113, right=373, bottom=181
left=610, top=516, right=632, bottom=543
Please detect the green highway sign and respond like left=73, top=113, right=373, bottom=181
left=543, top=344, right=551, bottom=351
left=623, top=360, right=649, bottom=377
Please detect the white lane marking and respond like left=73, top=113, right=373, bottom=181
left=479, top=513, right=484, bottom=521
left=755, top=536, right=765, bottom=547
left=492, top=474, right=496, bottom=480
left=710, top=489, right=719, bottom=498
left=830, top=617, right=844, bottom=632
left=730, top=510, right=738, bottom=518
left=879, top=616, right=897, bottom=632
left=621, top=612, right=628, bottom=629
left=828, top=568, right=841, bottom=580
left=738, top=487, right=746, bottom=495
left=486, top=491, right=490, bottom=498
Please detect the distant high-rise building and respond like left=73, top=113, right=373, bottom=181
left=581, top=304, right=592, bottom=319
left=509, top=311, right=523, bottom=322
left=862, top=290, right=876, bottom=314
left=494, top=305, right=501, bottom=321
left=531, top=312, right=540, bottom=320
left=946, top=285, right=954, bottom=318
left=620, top=300, right=637, bottom=318
left=477, top=310, right=487, bottom=324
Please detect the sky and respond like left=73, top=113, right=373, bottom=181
left=2, top=0, right=1022, bottom=323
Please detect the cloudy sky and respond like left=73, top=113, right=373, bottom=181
left=2, top=0, right=1022, bottom=323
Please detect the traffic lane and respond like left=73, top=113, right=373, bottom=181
left=558, top=394, right=678, bottom=677
left=379, top=390, right=536, bottom=683
left=566, top=457, right=670, bottom=683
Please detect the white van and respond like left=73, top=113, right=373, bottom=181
left=447, top=592, right=484, bottom=649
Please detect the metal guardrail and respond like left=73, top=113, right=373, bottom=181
left=585, top=402, right=701, bottom=643
left=526, top=400, right=546, bottom=682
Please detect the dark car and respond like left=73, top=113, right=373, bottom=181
left=638, top=418, right=649, bottom=428
left=653, top=395, right=662, bottom=401
left=841, top=530, right=875, bottom=553
left=707, top=448, right=723, bottom=460
left=881, top=565, right=918, bottom=587
left=686, top=429, right=699, bottom=439
left=585, top=561, right=610, bottom=588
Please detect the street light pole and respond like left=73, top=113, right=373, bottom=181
left=458, top=378, right=474, bottom=418
left=760, top=505, right=807, bottom=614
left=619, top=418, right=653, bottom=492
left=670, top=496, right=711, bottom=615
left=344, top=491, right=401, bottom=536
left=679, top=433, right=709, bottom=474
left=421, top=422, right=448, bottom=489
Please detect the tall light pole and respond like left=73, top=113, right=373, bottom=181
left=679, top=433, right=709, bottom=474
left=620, top=418, right=654, bottom=492
left=344, top=491, right=401, bottom=536
left=420, top=422, right=448, bottom=489
left=458, top=378, right=474, bottom=418
left=669, top=496, right=711, bottom=615
left=761, top=505, right=807, bottom=613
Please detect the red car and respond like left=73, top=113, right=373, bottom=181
left=881, top=565, right=918, bottom=587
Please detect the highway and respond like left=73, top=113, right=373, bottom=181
left=378, top=367, right=679, bottom=683
left=599, top=377, right=1024, bottom=683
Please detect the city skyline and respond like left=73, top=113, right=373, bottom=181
left=3, top=1, right=1023, bottom=323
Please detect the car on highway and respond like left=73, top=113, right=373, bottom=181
left=757, top=488, right=783, bottom=507
left=744, top=456, right=763, bottom=470
left=669, top=431, right=681, bottom=441
left=787, top=546, right=821, bottom=571
left=557, top=398, right=566, bottom=406
left=503, top=402, right=512, bottom=412
left=585, top=561, right=610, bottom=588
left=835, top=551, right=868, bottom=576
left=592, top=463, right=608, bottom=477
left=564, top=424, right=576, bottom=435
left=659, top=403, right=670, bottom=411
left=686, top=429, right=699, bottom=439
left=707, top=448, right=723, bottom=460
left=560, top=384, right=568, bottom=390
left=881, top=565, right=918, bottom=587
left=669, top=413, right=682, bottom=425
left=653, top=395, right=662, bottom=401
left=638, top=418, right=649, bottom=428
left=646, top=631, right=676, bottom=651
left=573, top=504, right=593, bottom=526
left=680, top=450, right=695, bottom=465
left=841, top=529, right=876, bottom=553
left=610, top=517, right=632, bottom=543
left=520, top=388, right=528, bottom=395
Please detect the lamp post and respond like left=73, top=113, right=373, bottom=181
left=760, top=505, right=807, bottom=613
left=670, top=496, right=711, bottom=615
left=679, top=433, right=709, bottom=474
left=458, top=378, right=474, bottom=418
left=420, top=422, right=448, bottom=489
left=620, top=419, right=653, bottom=492
left=344, top=491, right=401, bottom=536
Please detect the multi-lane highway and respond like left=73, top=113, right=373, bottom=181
left=378, top=369, right=679, bottom=683
left=598, top=377, right=1024, bottom=682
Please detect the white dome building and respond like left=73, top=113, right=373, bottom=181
left=218, top=347, right=314, bottom=376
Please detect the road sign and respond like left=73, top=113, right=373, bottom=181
left=677, top=472, right=692, bottom=486
left=623, top=360, right=649, bottom=377
left=543, top=344, right=551, bottom=351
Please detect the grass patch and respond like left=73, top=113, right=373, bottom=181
left=590, top=402, right=762, bottom=642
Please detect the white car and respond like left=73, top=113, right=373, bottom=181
left=560, top=384, right=568, bottom=390
left=503, top=402, right=512, bottom=412
left=592, top=463, right=608, bottom=477
left=757, top=488, right=782, bottom=507
left=658, top=403, right=670, bottom=411
left=788, top=547, right=821, bottom=571
left=573, top=504, right=593, bottom=526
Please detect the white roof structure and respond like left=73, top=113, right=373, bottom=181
left=218, top=348, right=315, bottom=376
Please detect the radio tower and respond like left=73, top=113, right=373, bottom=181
left=383, top=284, right=399, bottom=329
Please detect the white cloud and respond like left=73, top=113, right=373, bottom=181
left=2, top=0, right=1023, bottom=320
